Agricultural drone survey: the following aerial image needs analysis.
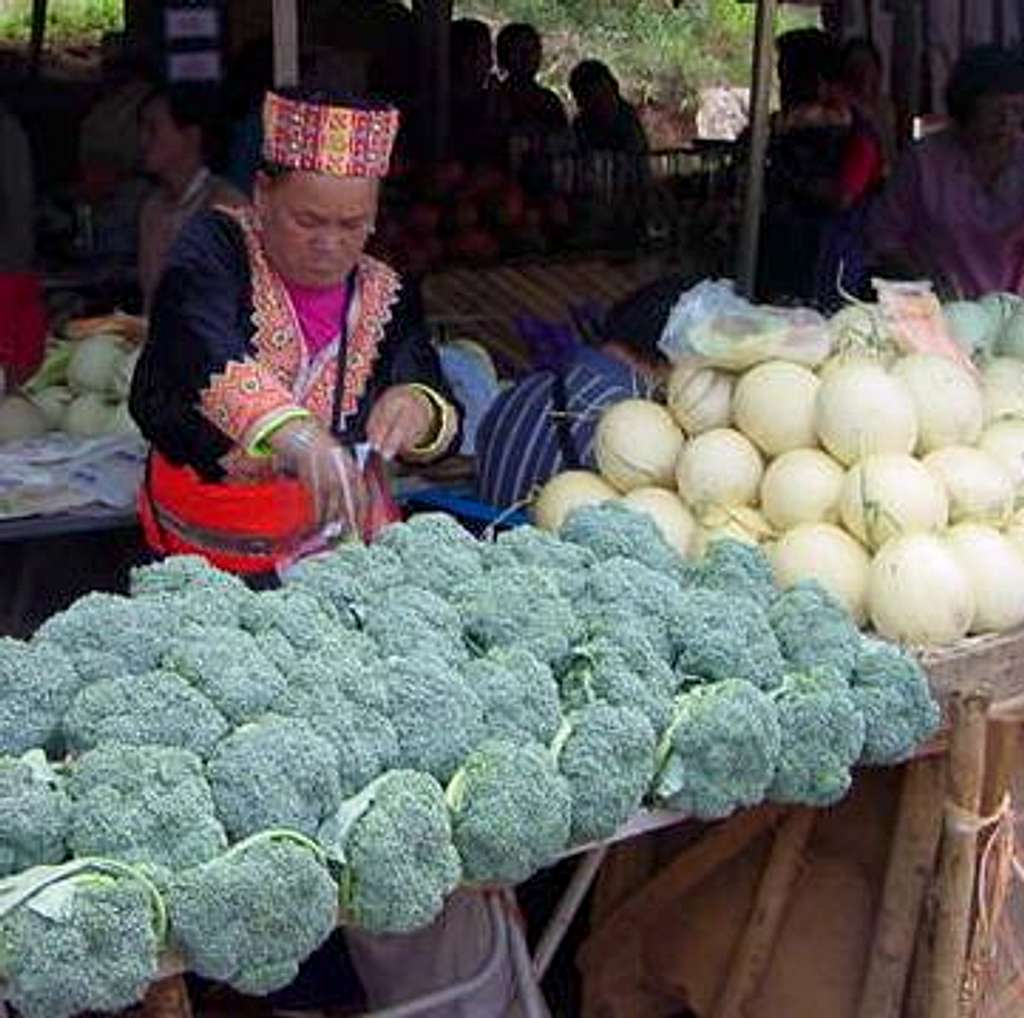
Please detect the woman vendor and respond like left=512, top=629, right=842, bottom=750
left=130, top=88, right=460, bottom=577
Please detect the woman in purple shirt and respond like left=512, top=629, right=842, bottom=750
left=868, top=47, right=1024, bottom=298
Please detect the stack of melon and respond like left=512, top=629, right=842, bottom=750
left=534, top=305, right=1024, bottom=649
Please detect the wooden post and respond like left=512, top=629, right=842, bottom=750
left=855, top=755, right=947, bottom=1018
left=735, top=0, right=778, bottom=298
left=710, top=807, right=817, bottom=1018
left=29, top=0, right=48, bottom=74
left=272, top=0, right=300, bottom=88
left=927, top=690, right=992, bottom=1018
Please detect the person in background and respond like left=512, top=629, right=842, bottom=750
left=569, top=60, right=647, bottom=154
left=475, top=273, right=686, bottom=509
left=493, top=23, right=568, bottom=145
left=137, top=85, right=244, bottom=309
left=867, top=46, right=1024, bottom=298
left=449, top=18, right=496, bottom=161
left=840, top=37, right=898, bottom=172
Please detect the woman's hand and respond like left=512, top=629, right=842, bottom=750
left=270, top=419, right=368, bottom=530
left=366, top=384, right=436, bottom=460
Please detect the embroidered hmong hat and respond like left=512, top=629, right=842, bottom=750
left=262, top=89, right=400, bottom=178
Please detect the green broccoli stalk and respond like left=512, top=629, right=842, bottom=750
left=462, top=647, right=563, bottom=746
left=695, top=539, right=777, bottom=611
left=63, top=670, right=229, bottom=759
left=445, top=740, right=572, bottom=885
left=67, top=744, right=227, bottom=875
left=850, top=639, right=942, bottom=765
left=0, top=751, right=70, bottom=878
left=769, top=581, right=862, bottom=683
left=166, top=829, right=337, bottom=996
left=767, top=671, right=866, bottom=807
left=559, top=634, right=676, bottom=735
left=551, top=704, right=657, bottom=846
left=0, top=857, right=167, bottom=1018
left=673, top=590, right=786, bottom=691
left=207, top=714, right=343, bottom=841
left=319, top=770, right=461, bottom=935
left=0, top=638, right=81, bottom=757
left=653, top=680, right=782, bottom=820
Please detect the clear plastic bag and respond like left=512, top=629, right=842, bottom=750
left=658, top=279, right=831, bottom=371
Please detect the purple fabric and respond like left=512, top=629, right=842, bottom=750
left=867, top=131, right=1024, bottom=298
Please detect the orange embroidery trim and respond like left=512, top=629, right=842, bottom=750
left=199, top=357, right=295, bottom=450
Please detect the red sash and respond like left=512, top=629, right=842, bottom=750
left=139, top=452, right=401, bottom=575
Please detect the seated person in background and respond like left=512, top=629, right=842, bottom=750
left=569, top=60, right=648, bottom=154
left=839, top=37, right=897, bottom=173
left=475, top=274, right=686, bottom=509
left=137, top=85, right=244, bottom=309
left=867, top=46, right=1024, bottom=298
left=493, top=23, right=568, bottom=146
left=449, top=18, right=496, bottom=161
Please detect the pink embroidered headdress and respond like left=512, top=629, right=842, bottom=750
left=262, top=90, right=400, bottom=178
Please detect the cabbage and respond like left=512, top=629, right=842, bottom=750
left=770, top=522, right=871, bottom=625
left=814, top=362, right=918, bottom=466
left=0, top=395, right=48, bottom=443
left=944, top=301, right=997, bottom=358
left=595, top=399, right=684, bottom=492
left=890, top=354, right=983, bottom=454
left=666, top=363, right=733, bottom=436
left=67, top=334, right=129, bottom=394
left=621, top=488, right=697, bottom=558
left=675, top=428, right=763, bottom=511
left=760, top=449, right=844, bottom=531
left=532, top=470, right=616, bottom=531
left=732, top=360, right=820, bottom=457
left=27, top=385, right=74, bottom=429
left=868, top=534, right=975, bottom=646
left=63, top=393, right=119, bottom=437
left=839, top=454, right=949, bottom=552
left=945, top=524, right=1024, bottom=634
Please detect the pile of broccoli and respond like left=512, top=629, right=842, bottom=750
left=0, top=508, right=945, bottom=1015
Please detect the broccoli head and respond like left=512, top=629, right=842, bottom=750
left=34, top=592, right=176, bottom=683
left=446, top=739, right=572, bottom=884
left=577, top=557, right=689, bottom=663
left=0, top=861, right=164, bottom=1018
left=284, top=542, right=406, bottom=622
left=482, top=526, right=596, bottom=598
left=850, top=639, right=942, bottom=765
left=0, top=750, right=70, bottom=877
left=68, top=744, right=227, bottom=874
left=207, top=715, right=343, bottom=841
left=558, top=634, right=676, bottom=736
left=559, top=502, right=690, bottom=579
left=130, top=555, right=254, bottom=629
left=167, top=831, right=338, bottom=995
left=769, top=581, right=861, bottom=683
left=695, top=539, right=777, bottom=611
left=375, top=654, right=485, bottom=783
left=462, top=646, right=563, bottom=746
left=553, top=703, right=657, bottom=846
left=238, top=586, right=344, bottom=672
left=459, top=565, right=583, bottom=665
left=162, top=625, right=287, bottom=725
left=272, top=652, right=400, bottom=797
left=64, top=670, right=229, bottom=759
left=320, top=770, right=462, bottom=935
left=358, top=586, right=468, bottom=666
left=0, top=637, right=81, bottom=757
left=673, top=590, right=785, bottom=691
left=376, top=512, right=485, bottom=601
left=768, top=671, right=866, bottom=807
left=653, top=680, right=782, bottom=820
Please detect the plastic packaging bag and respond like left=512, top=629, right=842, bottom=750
left=658, top=280, right=831, bottom=371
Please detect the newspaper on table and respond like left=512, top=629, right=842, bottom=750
left=0, top=433, right=146, bottom=520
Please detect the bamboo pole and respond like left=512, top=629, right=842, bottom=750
left=855, top=755, right=947, bottom=1018
left=927, top=690, right=992, bottom=1018
left=272, top=0, right=300, bottom=88
left=710, top=807, right=817, bottom=1018
left=578, top=806, right=785, bottom=973
left=905, top=887, right=938, bottom=1018
left=735, top=0, right=778, bottom=298
left=981, top=721, right=1022, bottom=815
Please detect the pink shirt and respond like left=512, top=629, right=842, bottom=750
left=283, top=277, right=350, bottom=358
left=867, top=132, right=1024, bottom=298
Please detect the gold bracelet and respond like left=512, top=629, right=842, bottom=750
left=405, top=383, right=457, bottom=461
